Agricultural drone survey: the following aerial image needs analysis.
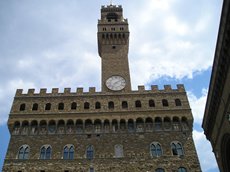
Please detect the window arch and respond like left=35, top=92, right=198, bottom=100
left=114, top=144, right=124, bottom=158
left=86, top=145, right=94, bottom=160
left=122, top=101, right=128, bottom=109
left=171, top=142, right=184, bottom=156
left=95, top=102, right=101, bottom=109
left=63, top=145, right=74, bottom=160
left=150, top=142, right=162, bottom=157
left=162, top=99, right=169, bottom=107
left=108, top=101, right=114, bottom=109
left=40, top=145, right=52, bottom=159
left=175, top=99, right=182, bottom=106
left=71, top=102, right=77, bottom=110
left=155, top=117, right=162, bottom=131
left=84, top=102, right=90, bottom=109
left=20, top=103, right=26, bottom=111
left=18, top=145, right=29, bottom=159
left=155, top=168, right=165, bottom=172
left=128, top=119, right=135, bottom=132
left=48, top=120, right=56, bottom=134
left=149, top=99, right=155, bottom=107
left=45, top=103, right=51, bottom=110
left=135, top=100, right=141, bottom=108
left=178, top=167, right=187, bottom=172
left=58, top=102, right=64, bottom=110
left=32, top=103, right=38, bottom=111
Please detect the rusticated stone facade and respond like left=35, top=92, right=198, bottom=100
left=3, top=4, right=201, bottom=172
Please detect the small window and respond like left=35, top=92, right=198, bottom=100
left=155, top=168, right=165, bottom=172
left=45, top=103, right=51, bottom=110
left=175, top=99, right=182, bottom=106
left=150, top=143, right=162, bottom=157
left=84, top=102, right=90, bottom=109
left=122, top=101, right=128, bottom=109
left=114, top=144, right=124, bottom=158
left=108, top=101, right=114, bottom=109
left=162, top=99, right=169, bottom=107
left=178, top=167, right=187, bottom=172
left=18, top=145, right=29, bottom=159
left=135, top=100, right=141, bottom=108
left=89, top=167, right=94, bottom=172
left=71, top=102, right=77, bottom=110
left=112, top=45, right=116, bottom=49
left=149, top=99, right=155, bottom=107
left=32, top=103, right=38, bottom=111
left=20, top=104, right=26, bottom=111
left=40, top=145, right=52, bottom=160
left=86, top=145, right=94, bottom=160
left=63, top=145, right=74, bottom=160
left=58, top=103, right=64, bottom=110
left=95, top=102, right=101, bottom=109
left=171, top=142, right=184, bottom=156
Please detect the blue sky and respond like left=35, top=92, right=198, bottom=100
left=0, top=0, right=223, bottom=171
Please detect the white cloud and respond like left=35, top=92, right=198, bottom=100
left=188, top=89, right=208, bottom=124
left=193, top=130, right=219, bottom=172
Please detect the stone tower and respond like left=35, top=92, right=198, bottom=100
left=3, top=4, right=201, bottom=172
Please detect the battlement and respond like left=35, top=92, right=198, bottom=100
left=101, top=5, right=122, bottom=12
left=15, top=84, right=185, bottom=97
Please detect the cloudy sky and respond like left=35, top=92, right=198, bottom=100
left=0, top=0, right=223, bottom=171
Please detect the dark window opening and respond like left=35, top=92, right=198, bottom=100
left=108, top=101, right=114, bottom=109
left=162, top=99, right=169, bottom=107
left=122, top=101, right=128, bottom=109
left=135, top=100, right=141, bottom=108
left=45, top=103, right=51, bottom=110
left=58, top=103, right=64, bottom=110
left=71, top=102, right=77, bottom=110
left=84, top=102, right=90, bottom=109
left=149, top=99, right=155, bottom=107
left=175, top=99, right=182, bottom=106
left=112, top=45, right=116, bottom=49
left=20, top=104, right=26, bottom=111
left=32, top=103, right=38, bottom=111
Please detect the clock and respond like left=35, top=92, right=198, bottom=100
left=106, top=75, right=126, bottom=91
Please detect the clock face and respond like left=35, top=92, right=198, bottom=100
left=106, top=76, right=126, bottom=91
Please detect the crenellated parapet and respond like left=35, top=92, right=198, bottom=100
left=15, top=84, right=185, bottom=97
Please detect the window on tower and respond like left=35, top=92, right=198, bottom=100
left=45, top=103, right=51, bottom=110
left=63, top=145, right=74, bottom=160
left=155, top=168, right=165, bottom=172
left=40, top=145, right=52, bottom=160
left=19, top=103, right=26, bottom=111
left=108, top=101, right=114, bottom=109
left=95, top=102, right=101, bottom=109
left=162, top=99, right=169, bottom=107
left=32, top=103, right=38, bottom=111
left=178, top=167, right=187, bottom=172
left=86, top=145, right=94, bottom=160
left=18, top=145, right=30, bottom=160
left=122, top=101, right=128, bottom=109
left=135, top=100, right=141, bottom=108
left=106, top=12, right=118, bottom=21
left=84, top=102, right=90, bottom=109
left=71, top=102, right=77, bottom=110
left=150, top=142, right=162, bottom=157
left=58, top=102, right=64, bottom=110
left=171, top=142, right=184, bottom=156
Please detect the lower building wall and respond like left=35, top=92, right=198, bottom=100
left=3, top=132, right=201, bottom=172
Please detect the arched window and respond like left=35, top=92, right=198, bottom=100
left=48, top=120, right=56, bottom=134
left=31, top=120, right=38, bottom=134
left=145, top=118, right=153, bottom=131
left=164, top=117, right=171, bottom=130
left=18, top=145, right=29, bottom=159
left=175, top=99, right=182, bottom=106
left=86, top=145, right=94, bottom=160
left=171, top=142, right=184, bottom=156
left=21, top=121, right=29, bottom=135
left=94, top=119, right=102, bottom=133
left=178, top=167, right=187, bottom=172
left=95, top=102, right=101, bottom=109
left=114, top=144, right=124, bottom=158
left=136, top=118, right=144, bottom=132
left=20, top=103, right=26, bottom=111
left=150, top=142, right=162, bottom=157
left=112, top=119, right=118, bottom=132
left=63, top=145, right=74, bottom=160
left=32, top=103, right=38, bottom=111
left=155, top=168, right=165, bottom=172
left=108, top=101, right=114, bottom=109
left=76, top=119, right=83, bottom=133
left=149, top=99, right=155, bottom=107
left=155, top=117, right=162, bottom=131
left=89, top=167, right=94, bottom=172
left=58, top=103, right=64, bottom=110
left=84, top=102, right=90, bottom=109
left=45, top=103, right=51, bottom=110
left=122, top=101, right=128, bottom=109
left=162, top=99, right=169, bottom=107
left=40, top=145, right=52, bottom=159
left=135, top=100, right=141, bottom=108
left=128, top=119, right=135, bottom=132
left=71, top=102, right=77, bottom=110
